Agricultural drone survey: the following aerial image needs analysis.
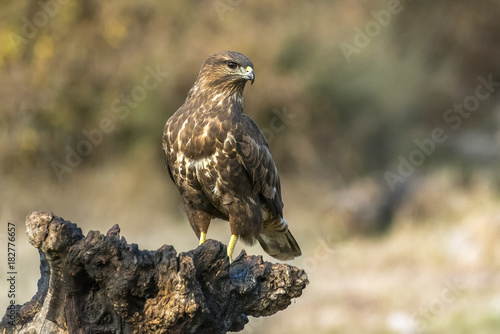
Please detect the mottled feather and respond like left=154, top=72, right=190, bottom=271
left=163, top=51, right=301, bottom=260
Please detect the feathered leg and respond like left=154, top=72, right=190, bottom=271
left=183, top=197, right=211, bottom=246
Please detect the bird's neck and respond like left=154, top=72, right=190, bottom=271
left=187, top=81, right=245, bottom=112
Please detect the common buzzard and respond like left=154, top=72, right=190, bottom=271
left=163, top=51, right=301, bottom=261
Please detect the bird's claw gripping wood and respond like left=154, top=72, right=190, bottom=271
left=200, top=233, right=237, bottom=262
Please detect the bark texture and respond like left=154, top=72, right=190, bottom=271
left=1, top=212, right=308, bottom=334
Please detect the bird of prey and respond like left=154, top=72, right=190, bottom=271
left=163, top=51, right=301, bottom=261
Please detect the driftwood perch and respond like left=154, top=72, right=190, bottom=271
left=1, top=212, right=308, bottom=334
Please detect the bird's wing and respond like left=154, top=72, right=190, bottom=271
left=234, top=114, right=283, bottom=218
left=162, top=119, right=175, bottom=183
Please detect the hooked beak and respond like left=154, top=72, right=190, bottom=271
left=244, top=66, right=255, bottom=85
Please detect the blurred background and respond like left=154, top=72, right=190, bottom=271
left=1, top=0, right=500, bottom=332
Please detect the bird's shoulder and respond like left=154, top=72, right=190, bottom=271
left=231, top=112, right=268, bottom=147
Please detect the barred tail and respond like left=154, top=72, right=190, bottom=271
left=258, top=228, right=301, bottom=261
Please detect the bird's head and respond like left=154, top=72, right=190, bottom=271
left=195, top=51, right=255, bottom=94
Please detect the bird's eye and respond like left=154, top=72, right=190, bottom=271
left=227, top=61, right=237, bottom=69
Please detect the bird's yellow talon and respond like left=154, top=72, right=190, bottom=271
left=227, top=234, right=238, bottom=262
left=199, top=232, right=206, bottom=245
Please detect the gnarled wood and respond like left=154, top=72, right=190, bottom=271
left=1, top=212, right=308, bottom=334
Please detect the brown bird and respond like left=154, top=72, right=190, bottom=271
left=162, top=51, right=301, bottom=261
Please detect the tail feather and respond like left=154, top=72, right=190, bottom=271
left=258, top=229, right=302, bottom=261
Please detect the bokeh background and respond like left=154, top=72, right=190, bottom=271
left=1, top=0, right=500, bottom=333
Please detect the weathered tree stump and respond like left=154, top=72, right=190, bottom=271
left=1, top=212, right=308, bottom=334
